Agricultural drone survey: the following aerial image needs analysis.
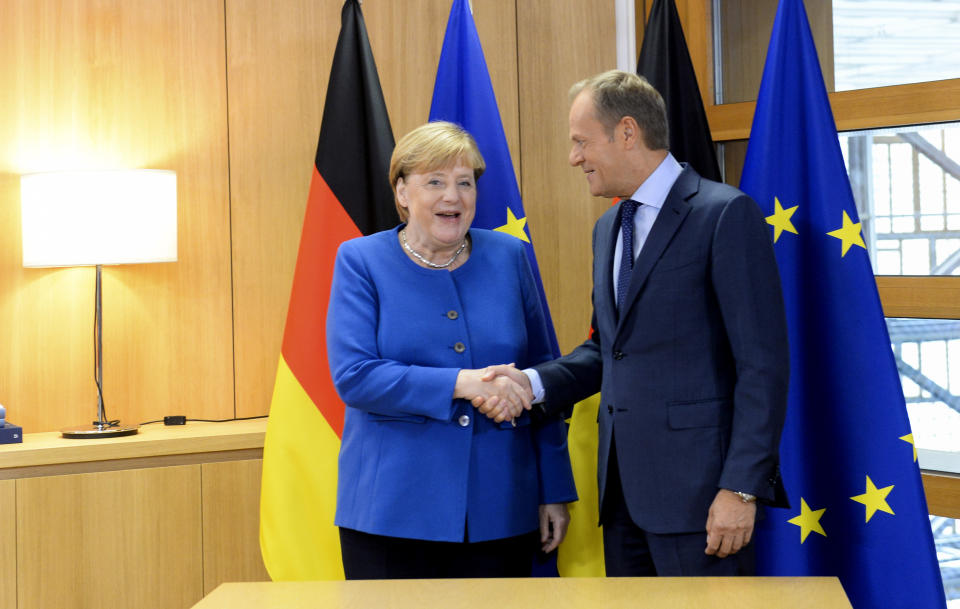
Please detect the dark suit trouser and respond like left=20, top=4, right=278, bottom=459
left=601, top=428, right=756, bottom=577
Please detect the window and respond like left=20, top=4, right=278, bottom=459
left=839, top=123, right=960, bottom=277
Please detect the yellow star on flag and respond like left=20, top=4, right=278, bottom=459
left=766, top=197, right=798, bottom=242
left=787, top=498, right=827, bottom=543
left=900, top=433, right=917, bottom=462
left=850, top=476, right=895, bottom=522
left=826, top=210, right=866, bottom=256
left=494, top=208, right=530, bottom=243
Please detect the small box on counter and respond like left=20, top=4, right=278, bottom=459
left=0, top=422, right=22, bottom=444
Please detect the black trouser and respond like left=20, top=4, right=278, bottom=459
left=601, top=429, right=755, bottom=577
left=339, top=527, right=538, bottom=579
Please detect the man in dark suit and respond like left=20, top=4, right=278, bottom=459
left=479, top=70, right=789, bottom=576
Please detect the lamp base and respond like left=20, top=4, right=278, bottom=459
left=61, top=422, right=139, bottom=439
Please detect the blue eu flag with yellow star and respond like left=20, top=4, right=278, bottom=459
left=739, top=1, right=946, bottom=607
left=428, top=0, right=559, bottom=357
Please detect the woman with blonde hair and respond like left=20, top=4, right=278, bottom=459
left=327, top=121, right=576, bottom=579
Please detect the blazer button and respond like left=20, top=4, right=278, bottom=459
left=613, top=351, right=624, bottom=360
left=458, top=414, right=471, bottom=427
left=447, top=310, right=459, bottom=320
left=607, top=405, right=614, bottom=414
left=454, top=342, right=466, bottom=353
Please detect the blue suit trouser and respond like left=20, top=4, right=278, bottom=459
left=601, top=427, right=756, bottom=577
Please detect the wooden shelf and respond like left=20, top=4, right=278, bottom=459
left=0, top=418, right=266, bottom=478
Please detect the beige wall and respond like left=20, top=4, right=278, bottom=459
left=0, top=0, right=616, bottom=432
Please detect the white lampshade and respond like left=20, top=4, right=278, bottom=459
left=21, top=169, right=178, bottom=267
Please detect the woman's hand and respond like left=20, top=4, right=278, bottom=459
left=454, top=366, right=531, bottom=422
left=539, top=503, right=571, bottom=553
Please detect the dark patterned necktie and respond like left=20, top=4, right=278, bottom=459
left=616, top=199, right=640, bottom=312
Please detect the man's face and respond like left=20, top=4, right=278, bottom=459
left=568, top=91, right=627, bottom=198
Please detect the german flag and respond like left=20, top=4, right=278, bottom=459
left=259, top=0, right=395, bottom=581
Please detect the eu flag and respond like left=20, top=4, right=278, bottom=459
left=428, top=0, right=559, bottom=358
left=739, top=1, right=946, bottom=607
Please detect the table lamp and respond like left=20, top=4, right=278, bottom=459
left=20, top=169, right=177, bottom=439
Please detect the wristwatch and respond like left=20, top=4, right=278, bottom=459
left=732, top=491, right=757, bottom=503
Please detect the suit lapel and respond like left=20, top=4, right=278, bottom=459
left=595, top=207, right=620, bottom=338
left=615, top=167, right=699, bottom=336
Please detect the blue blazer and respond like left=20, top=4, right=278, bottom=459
left=327, top=227, right=577, bottom=543
left=536, top=166, right=789, bottom=534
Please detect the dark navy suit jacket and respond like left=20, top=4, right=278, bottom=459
left=536, top=166, right=789, bottom=534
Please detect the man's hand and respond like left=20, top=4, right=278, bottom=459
left=454, top=367, right=530, bottom=422
left=704, top=489, right=756, bottom=557
left=539, top=503, right=570, bottom=553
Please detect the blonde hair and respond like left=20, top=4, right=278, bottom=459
left=389, top=121, right=486, bottom=221
left=569, top=70, right=668, bottom=151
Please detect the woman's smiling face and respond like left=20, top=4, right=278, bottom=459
left=396, top=162, right=477, bottom=255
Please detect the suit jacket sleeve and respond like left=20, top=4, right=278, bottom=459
left=533, top=221, right=604, bottom=418
left=326, top=240, right=460, bottom=421
left=710, top=194, right=790, bottom=503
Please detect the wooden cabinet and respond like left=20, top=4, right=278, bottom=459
left=0, top=480, right=15, bottom=609
left=202, top=460, right=271, bottom=594
left=0, top=420, right=269, bottom=609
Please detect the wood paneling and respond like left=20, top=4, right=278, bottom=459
left=516, top=1, right=617, bottom=352
left=924, top=472, right=960, bottom=519
left=708, top=79, right=960, bottom=142
left=16, top=465, right=203, bottom=609
left=876, top=276, right=960, bottom=320
left=0, top=0, right=234, bottom=432
left=0, top=418, right=265, bottom=473
left=720, top=140, right=749, bottom=189
left=715, top=0, right=833, bottom=106
left=202, top=459, right=269, bottom=593
left=365, top=0, right=521, bottom=168
left=224, top=0, right=340, bottom=420
left=674, top=0, right=714, bottom=109
left=0, top=480, right=14, bottom=609
left=227, top=0, right=520, bottom=419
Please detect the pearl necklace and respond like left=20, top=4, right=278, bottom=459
left=401, top=229, right=468, bottom=269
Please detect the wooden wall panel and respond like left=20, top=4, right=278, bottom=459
left=16, top=465, right=203, bottom=609
left=201, top=459, right=269, bottom=593
left=676, top=0, right=714, bottom=108
left=225, top=0, right=342, bottom=419
left=0, top=480, right=13, bottom=609
left=923, top=472, right=960, bottom=519
left=365, top=0, right=521, bottom=177
left=227, top=0, right=519, bottom=418
left=517, top=1, right=617, bottom=352
left=0, top=1, right=234, bottom=432
left=716, top=0, right=834, bottom=105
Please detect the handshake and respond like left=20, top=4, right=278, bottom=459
left=453, top=363, right=534, bottom=424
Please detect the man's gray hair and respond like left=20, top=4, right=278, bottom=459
left=570, top=70, right=669, bottom=151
